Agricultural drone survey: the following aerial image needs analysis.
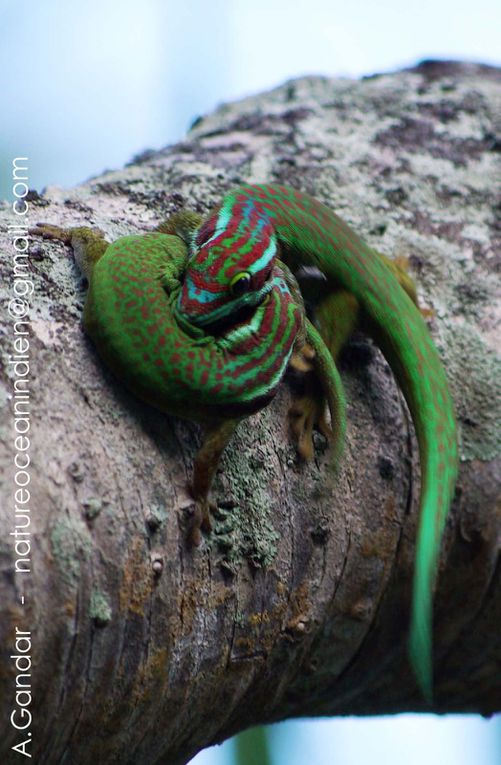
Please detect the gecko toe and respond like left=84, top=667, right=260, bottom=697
left=289, top=394, right=329, bottom=461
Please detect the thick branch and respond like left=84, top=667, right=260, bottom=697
left=0, top=61, right=499, bottom=764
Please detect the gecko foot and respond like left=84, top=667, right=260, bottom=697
left=186, top=494, right=217, bottom=547
left=188, top=418, right=238, bottom=546
left=289, top=393, right=333, bottom=461
left=288, top=341, right=333, bottom=460
left=29, top=222, right=73, bottom=244
left=288, top=342, right=315, bottom=373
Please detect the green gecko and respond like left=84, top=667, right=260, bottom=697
left=32, top=183, right=458, bottom=700
left=31, top=218, right=344, bottom=539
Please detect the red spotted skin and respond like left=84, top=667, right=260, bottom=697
left=83, top=231, right=302, bottom=423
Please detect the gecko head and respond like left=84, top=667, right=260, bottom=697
left=176, top=198, right=278, bottom=329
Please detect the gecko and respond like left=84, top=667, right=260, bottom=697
left=31, top=217, right=345, bottom=539
left=32, top=183, right=458, bottom=700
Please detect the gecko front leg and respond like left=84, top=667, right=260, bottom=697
left=188, top=419, right=239, bottom=546
left=30, top=223, right=110, bottom=279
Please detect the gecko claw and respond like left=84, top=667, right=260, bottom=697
left=289, top=394, right=331, bottom=461
left=186, top=493, right=218, bottom=547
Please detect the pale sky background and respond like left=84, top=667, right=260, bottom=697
left=196, top=716, right=500, bottom=765
left=0, top=0, right=500, bottom=198
left=0, top=1, right=499, bottom=763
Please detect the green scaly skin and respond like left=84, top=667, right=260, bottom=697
left=32, top=183, right=458, bottom=700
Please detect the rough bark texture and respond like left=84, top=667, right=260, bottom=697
left=0, top=61, right=500, bottom=764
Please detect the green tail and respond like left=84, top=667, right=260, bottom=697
left=374, top=314, right=458, bottom=700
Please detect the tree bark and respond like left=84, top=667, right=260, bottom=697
left=0, top=60, right=499, bottom=765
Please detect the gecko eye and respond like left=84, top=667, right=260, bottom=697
left=229, top=272, right=252, bottom=297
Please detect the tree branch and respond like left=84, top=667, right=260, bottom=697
left=0, top=60, right=499, bottom=764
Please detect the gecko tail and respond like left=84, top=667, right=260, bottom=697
left=408, top=506, right=435, bottom=703
left=408, top=435, right=457, bottom=702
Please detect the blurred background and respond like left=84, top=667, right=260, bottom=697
left=1, top=1, right=499, bottom=762
left=1, top=0, right=500, bottom=199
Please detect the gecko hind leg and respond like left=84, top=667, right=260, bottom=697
left=377, top=250, right=435, bottom=317
left=189, top=418, right=239, bottom=546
